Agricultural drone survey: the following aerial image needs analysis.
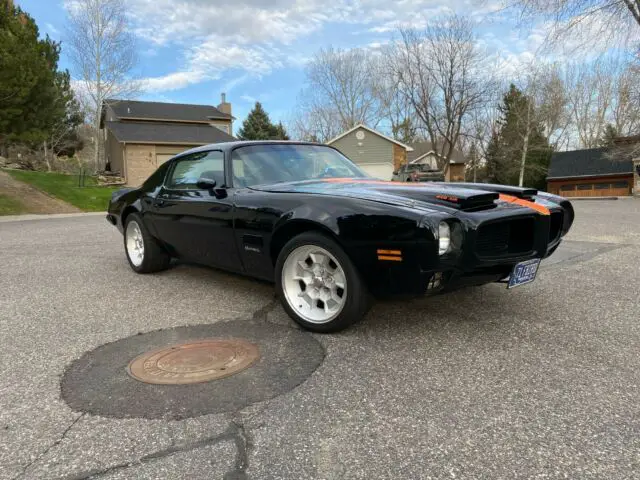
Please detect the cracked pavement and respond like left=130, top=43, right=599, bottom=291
left=1, top=199, right=640, bottom=479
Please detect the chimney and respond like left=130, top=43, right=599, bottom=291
left=217, top=92, right=232, bottom=135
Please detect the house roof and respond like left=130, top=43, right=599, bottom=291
left=327, top=124, right=414, bottom=151
left=104, top=99, right=232, bottom=123
left=547, top=147, right=634, bottom=179
left=106, top=121, right=235, bottom=145
left=407, top=141, right=466, bottom=164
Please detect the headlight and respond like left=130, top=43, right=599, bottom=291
left=438, top=221, right=451, bottom=255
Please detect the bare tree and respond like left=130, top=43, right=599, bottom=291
left=503, top=0, right=640, bottom=51
left=532, top=63, right=572, bottom=150
left=383, top=16, right=495, bottom=170
left=66, top=0, right=139, bottom=172
left=301, top=47, right=382, bottom=135
left=612, top=62, right=640, bottom=136
left=563, top=59, right=617, bottom=148
left=289, top=101, right=343, bottom=143
left=372, top=63, right=418, bottom=143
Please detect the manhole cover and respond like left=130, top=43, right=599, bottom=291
left=128, top=338, right=259, bottom=385
left=61, top=321, right=323, bottom=419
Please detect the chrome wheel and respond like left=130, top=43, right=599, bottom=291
left=281, top=245, right=347, bottom=324
left=126, top=220, right=144, bottom=267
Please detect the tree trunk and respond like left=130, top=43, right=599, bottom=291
left=518, top=104, right=532, bottom=187
left=43, top=140, right=51, bottom=172
left=94, top=105, right=101, bottom=173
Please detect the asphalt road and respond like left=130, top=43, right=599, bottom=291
left=1, top=199, right=639, bottom=479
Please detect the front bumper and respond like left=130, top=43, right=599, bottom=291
left=365, top=206, right=566, bottom=296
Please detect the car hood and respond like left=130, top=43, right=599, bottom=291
left=251, top=178, right=503, bottom=211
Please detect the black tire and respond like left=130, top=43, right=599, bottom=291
left=123, top=212, right=171, bottom=273
left=275, top=231, right=371, bottom=333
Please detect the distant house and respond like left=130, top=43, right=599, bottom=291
left=407, top=142, right=467, bottom=182
left=101, top=94, right=235, bottom=186
left=327, top=124, right=413, bottom=180
left=547, top=147, right=635, bottom=197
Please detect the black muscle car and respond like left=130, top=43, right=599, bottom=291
left=107, top=141, right=574, bottom=333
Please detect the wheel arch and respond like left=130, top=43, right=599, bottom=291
left=121, top=205, right=140, bottom=227
left=270, top=219, right=342, bottom=265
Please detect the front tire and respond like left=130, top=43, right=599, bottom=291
left=124, top=213, right=170, bottom=273
left=275, top=232, right=371, bottom=333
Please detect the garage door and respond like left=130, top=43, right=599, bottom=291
left=156, top=154, right=174, bottom=166
left=359, top=163, right=394, bottom=181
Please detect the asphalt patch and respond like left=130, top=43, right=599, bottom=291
left=61, top=320, right=324, bottom=420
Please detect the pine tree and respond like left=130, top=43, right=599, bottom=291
left=0, top=0, right=78, bottom=158
left=489, top=84, right=552, bottom=190
left=237, top=102, right=289, bottom=140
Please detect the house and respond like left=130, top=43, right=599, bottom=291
left=546, top=147, right=635, bottom=197
left=407, top=141, right=467, bottom=182
left=101, top=94, right=235, bottom=186
left=327, top=124, right=413, bottom=180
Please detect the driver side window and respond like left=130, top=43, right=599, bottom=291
left=167, top=151, right=224, bottom=189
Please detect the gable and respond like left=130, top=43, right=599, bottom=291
left=327, top=124, right=413, bottom=151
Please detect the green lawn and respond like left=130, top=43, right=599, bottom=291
left=0, top=193, right=27, bottom=215
left=5, top=170, right=120, bottom=212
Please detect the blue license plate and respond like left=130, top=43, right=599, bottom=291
left=507, top=259, right=540, bottom=288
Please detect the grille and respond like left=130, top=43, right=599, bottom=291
left=476, top=218, right=535, bottom=257
left=549, top=211, right=563, bottom=242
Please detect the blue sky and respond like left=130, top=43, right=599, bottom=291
left=15, top=0, right=618, bottom=128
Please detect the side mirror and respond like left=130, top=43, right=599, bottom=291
left=196, top=177, right=217, bottom=190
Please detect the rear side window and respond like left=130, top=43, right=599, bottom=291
left=167, top=151, right=224, bottom=189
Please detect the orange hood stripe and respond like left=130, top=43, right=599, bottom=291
left=499, top=194, right=550, bottom=215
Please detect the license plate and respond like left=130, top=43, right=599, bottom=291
left=507, top=259, right=540, bottom=288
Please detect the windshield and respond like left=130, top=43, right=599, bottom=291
left=231, top=144, right=369, bottom=187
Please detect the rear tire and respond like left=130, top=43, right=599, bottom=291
left=275, top=232, right=371, bottom=333
left=124, top=213, right=170, bottom=273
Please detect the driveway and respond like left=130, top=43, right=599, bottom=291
left=1, top=199, right=639, bottom=479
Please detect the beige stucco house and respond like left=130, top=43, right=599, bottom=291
left=101, top=95, right=235, bottom=186
left=327, top=124, right=413, bottom=180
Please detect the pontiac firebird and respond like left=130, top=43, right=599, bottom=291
left=107, top=141, right=574, bottom=332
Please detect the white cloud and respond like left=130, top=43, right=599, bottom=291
left=127, top=0, right=634, bottom=95
left=45, top=22, right=60, bottom=35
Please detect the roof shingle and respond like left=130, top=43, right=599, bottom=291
left=547, top=147, right=633, bottom=179
left=106, top=121, right=235, bottom=145
left=105, top=99, right=231, bottom=122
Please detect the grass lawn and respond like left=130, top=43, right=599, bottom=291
left=5, top=170, right=120, bottom=212
left=0, top=193, right=27, bottom=215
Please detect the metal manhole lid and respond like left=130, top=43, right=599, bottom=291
left=127, top=338, right=260, bottom=385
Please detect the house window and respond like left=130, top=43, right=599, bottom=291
left=560, top=184, right=575, bottom=191
left=594, top=183, right=611, bottom=190
left=577, top=184, right=593, bottom=190
left=612, top=181, right=628, bottom=188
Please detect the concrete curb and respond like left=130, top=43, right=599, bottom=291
left=0, top=211, right=106, bottom=223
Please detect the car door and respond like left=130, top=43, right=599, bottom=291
left=148, top=150, right=242, bottom=271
